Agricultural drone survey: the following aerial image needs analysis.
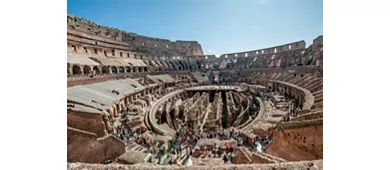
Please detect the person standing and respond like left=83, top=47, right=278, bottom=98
left=119, top=133, right=123, bottom=141
left=179, top=145, right=182, bottom=155
left=223, top=153, right=228, bottom=163
left=146, top=142, right=150, bottom=153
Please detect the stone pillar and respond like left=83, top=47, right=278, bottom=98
left=103, top=113, right=113, bottom=134
left=109, top=67, right=113, bottom=74
left=69, top=68, right=73, bottom=75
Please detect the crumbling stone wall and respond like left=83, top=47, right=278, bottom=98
left=67, top=127, right=125, bottom=163
left=67, top=110, right=107, bottom=137
left=220, top=41, right=305, bottom=59
left=265, top=125, right=323, bottom=161
left=67, top=14, right=203, bottom=57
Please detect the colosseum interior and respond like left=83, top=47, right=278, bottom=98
left=67, top=14, right=323, bottom=170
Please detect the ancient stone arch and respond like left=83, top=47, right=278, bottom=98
left=102, top=66, right=110, bottom=74
left=92, top=66, right=101, bottom=74
left=154, top=61, right=162, bottom=71
left=162, top=62, right=169, bottom=70
left=72, top=65, right=82, bottom=75
left=118, top=66, right=125, bottom=73
left=173, top=61, right=180, bottom=70
left=138, top=67, right=142, bottom=73
left=83, top=65, right=92, bottom=75
left=183, top=61, right=189, bottom=70
left=111, top=67, right=118, bottom=74
left=168, top=62, right=175, bottom=70
left=182, top=61, right=187, bottom=70
left=177, top=61, right=183, bottom=70
left=162, top=61, right=170, bottom=70
left=126, top=67, right=131, bottom=73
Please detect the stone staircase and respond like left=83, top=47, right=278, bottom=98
left=124, top=139, right=191, bottom=165
left=312, top=90, right=323, bottom=98
left=314, top=95, right=323, bottom=103
left=305, top=80, right=323, bottom=92
left=241, top=147, right=253, bottom=159
left=299, top=78, right=319, bottom=89
left=126, top=140, right=148, bottom=153
left=273, top=73, right=284, bottom=80
left=282, top=74, right=296, bottom=82
left=289, top=74, right=312, bottom=85
left=265, top=109, right=286, bottom=124
left=253, top=151, right=287, bottom=163
left=312, top=102, right=323, bottom=109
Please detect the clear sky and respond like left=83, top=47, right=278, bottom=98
left=67, top=0, right=323, bottom=57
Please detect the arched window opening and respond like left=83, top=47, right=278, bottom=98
left=118, top=67, right=124, bottom=73
left=111, top=67, right=118, bottom=74
left=102, top=66, right=110, bottom=74
left=93, top=66, right=100, bottom=74
left=83, top=66, right=91, bottom=75
left=126, top=67, right=131, bottom=73
left=72, top=65, right=82, bottom=75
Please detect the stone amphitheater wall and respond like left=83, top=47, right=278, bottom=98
left=67, top=110, right=107, bottom=137
left=266, top=125, right=323, bottom=161
left=67, top=70, right=192, bottom=87
left=219, top=66, right=320, bottom=77
left=67, top=15, right=203, bottom=57
left=67, top=127, right=125, bottom=163
left=220, top=41, right=306, bottom=59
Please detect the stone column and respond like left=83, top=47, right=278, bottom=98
left=109, top=67, right=113, bottom=74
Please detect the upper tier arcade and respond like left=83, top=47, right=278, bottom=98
left=67, top=14, right=204, bottom=57
left=220, top=41, right=306, bottom=60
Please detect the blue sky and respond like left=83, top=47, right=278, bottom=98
left=67, top=0, right=323, bottom=57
